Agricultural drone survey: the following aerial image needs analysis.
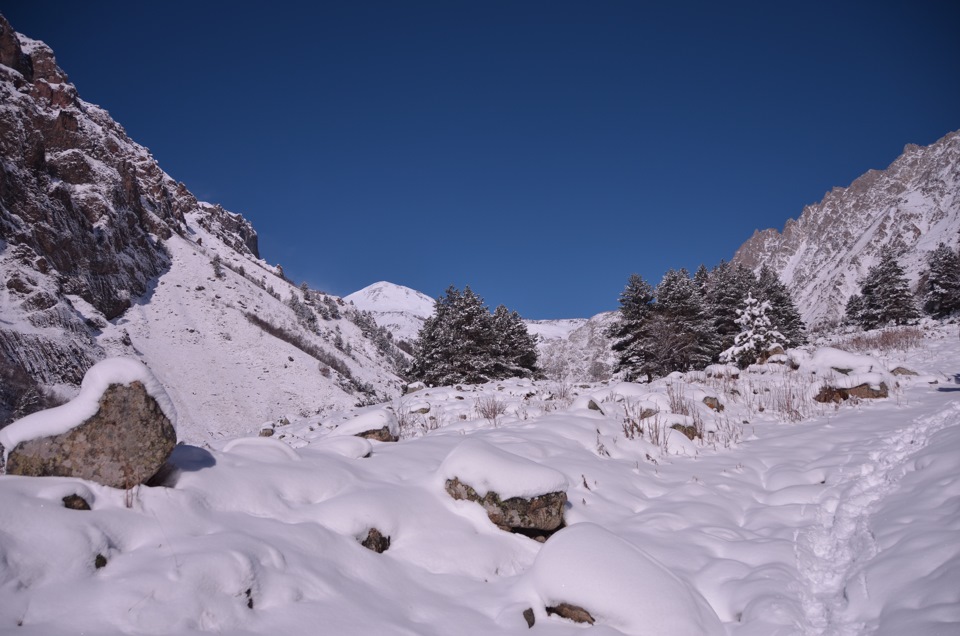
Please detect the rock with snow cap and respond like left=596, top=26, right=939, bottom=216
left=0, top=358, right=177, bottom=488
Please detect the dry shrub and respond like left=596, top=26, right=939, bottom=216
left=833, top=326, right=924, bottom=355
left=476, top=396, right=508, bottom=426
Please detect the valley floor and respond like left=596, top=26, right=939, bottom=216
left=0, top=327, right=958, bottom=635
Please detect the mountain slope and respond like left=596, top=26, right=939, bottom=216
left=0, top=16, right=403, bottom=438
left=733, top=130, right=960, bottom=328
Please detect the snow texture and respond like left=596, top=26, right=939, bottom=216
left=438, top=438, right=568, bottom=499
left=528, top=522, right=724, bottom=634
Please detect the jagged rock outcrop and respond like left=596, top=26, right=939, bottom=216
left=733, top=130, right=960, bottom=328
left=445, top=477, right=566, bottom=538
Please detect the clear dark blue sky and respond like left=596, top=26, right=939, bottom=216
left=4, top=2, right=959, bottom=318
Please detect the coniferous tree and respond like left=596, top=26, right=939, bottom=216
left=608, top=274, right=656, bottom=381
left=492, top=305, right=540, bottom=379
left=705, top=261, right=757, bottom=355
left=719, top=293, right=785, bottom=368
left=410, top=286, right=538, bottom=386
left=756, top=265, right=806, bottom=347
left=846, top=248, right=920, bottom=329
left=647, top=268, right=717, bottom=375
left=693, top=263, right=710, bottom=294
left=922, top=243, right=960, bottom=318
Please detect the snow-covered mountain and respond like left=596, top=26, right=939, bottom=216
left=530, top=313, right=616, bottom=382
left=0, top=16, right=404, bottom=439
left=733, top=130, right=960, bottom=328
left=344, top=281, right=435, bottom=343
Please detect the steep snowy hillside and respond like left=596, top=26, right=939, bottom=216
left=733, top=130, right=960, bottom=328
left=0, top=17, right=404, bottom=436
left=344, top=281, right=434, bottom=343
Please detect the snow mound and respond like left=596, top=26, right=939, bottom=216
left=0, top=357, right=175, bottom=451
left=794, top=347, right=885, bottom=375
left=438, top=439, right=567, bottom=499
left=331, top=407, right=399, bottom=439
left=528, top=523, right=724, bottom=634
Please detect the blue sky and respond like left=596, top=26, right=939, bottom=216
left=5, top=2, right=959, bottom=318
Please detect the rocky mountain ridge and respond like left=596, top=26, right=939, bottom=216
left=0, top=16, right=403, bottom=436
left=733, top=130, right=960, bottom=328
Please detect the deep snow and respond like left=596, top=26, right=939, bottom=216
left=0, top=325, right=958, bottom=635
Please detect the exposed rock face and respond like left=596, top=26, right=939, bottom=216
left=445, top=477, right=566, bottom=537
left=4, top=381, right=177, bottom=488
left=890, top=366, right=918, bottom=376
left=733, top=130, right=960, bottom=328
left=546, top=603, right=595, bottom=625
left=702, top=396, right=723, bottom=411
left=360, top=528, right=391, bottom=553
left=813, top=382, right=889, bottom=404
left=356, top=426, right=398, bottom=443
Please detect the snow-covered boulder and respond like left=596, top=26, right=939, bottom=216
left=812, top=374, right=890, bottom=403
left=527, top=523, right=723, bottom=634
left=335, top=408, right=399, bottom=442
left=0, top=358, right=177, bottom=488
left=440, top=439, right=567, bottom=537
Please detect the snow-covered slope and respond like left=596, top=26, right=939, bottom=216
left=0, top=17, right=404, bottom=438
left=1, top=324, right=957, bottom=634
left=733, top=130, right=960, bottom=328
left=344, top=281, right=435, bottom=343
left=532, top=312, right=616, bottom=382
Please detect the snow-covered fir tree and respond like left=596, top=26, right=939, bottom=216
left=491, top=305, right=540, bottom=379
left=409, top=286, right=538, bottom=386
left=719, top=293, right=785, bottom=369
left=608, top=273, right=656, bottom=381
left=646, top=268, right=718, bottom=376
left=845, top=248, right=920, bottom=329
left=704, top=261, right=758, bottom=355
left=756, top=265, right=806, bottom=347
left=922, top=242, right=960, bottom=318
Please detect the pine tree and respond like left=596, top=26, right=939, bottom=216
left=848, top=248, right=920, bottom=329
left=492, top=305, right=540, bottom=379
left=693, top=263, right=710, bottom=294
left=756, top=265, right=806, bottom=347
left=410, top=286, right=536, bottom=385
left=922, top=243, right=960, bottom=318
left=705, top=261, right=757, bottom=355
left=719, top=293, right=785, bottom=368
left=608, top=274, right=656, bottom=381
left=647, top=268, right=717, bottom=376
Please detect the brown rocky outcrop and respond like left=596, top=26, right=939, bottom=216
left=360, top=528, right=391, bottom=553
left=813, top=382, right=889, bottom=404
left=445, top=477, right=566, bottom=538
left=356, top=426, right=398, bottom=442
left=4, top=381, right=177, bottom=488
left=546, top=603, right=595, bottom=625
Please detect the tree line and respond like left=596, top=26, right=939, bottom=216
left=407, top=240, right=960, bottom=387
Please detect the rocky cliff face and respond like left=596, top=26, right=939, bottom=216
left=0, top=15, right=394, bottom=436
left=733, top=130, right=960, bottom=328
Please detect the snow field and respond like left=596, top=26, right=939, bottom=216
left=0, top=325, right=958, bottom=634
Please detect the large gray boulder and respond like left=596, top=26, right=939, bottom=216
left=1, top=358, right=177, bottom=488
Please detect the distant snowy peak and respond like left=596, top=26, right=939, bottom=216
left=525, top=319, right=588, bottom=341
left=733, top=130, right=960, bottom=328
left=345, top=282, right=436, bottom=342
left=345, top=282, right=435, bottom=317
